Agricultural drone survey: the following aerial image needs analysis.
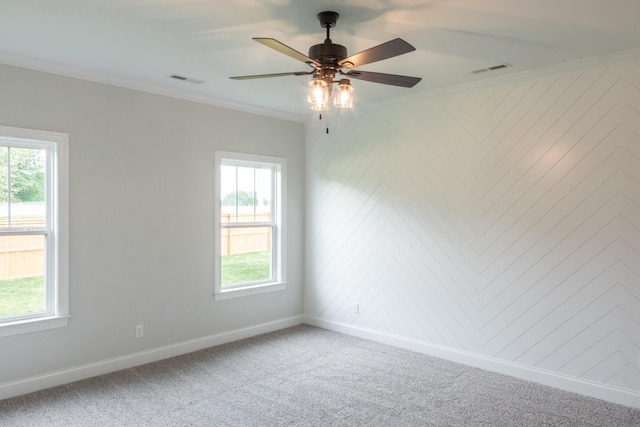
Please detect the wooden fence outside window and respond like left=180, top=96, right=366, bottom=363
left=220, top=212, right=271, bottom=256
left=0, top=220, right=45, bottom=281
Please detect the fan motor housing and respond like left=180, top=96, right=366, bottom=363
left=308, top=42, right=347, bottom=65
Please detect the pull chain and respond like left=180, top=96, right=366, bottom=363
left=319, top=112, right=329, bottom=134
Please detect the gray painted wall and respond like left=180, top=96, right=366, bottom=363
left=0, top=63, right=305, bottom=384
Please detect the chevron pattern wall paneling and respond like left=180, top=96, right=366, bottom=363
left=305, top=58, right=640, bottom=395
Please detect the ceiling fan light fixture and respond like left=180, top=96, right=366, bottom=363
left=308, top=79, right=329, bottom=111
left=334, top=79, right=354, bottom=109
left=230, top=10, right=422, bottom=116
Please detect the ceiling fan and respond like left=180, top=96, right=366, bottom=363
left=230, top=11, right=422, bottom=111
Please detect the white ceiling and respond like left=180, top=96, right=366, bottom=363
left=2, top=0, right=640, bottom=121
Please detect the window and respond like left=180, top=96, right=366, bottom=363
left=214, top=151, right=286, bottom=300
left=0, top=125, right=68, bottom=337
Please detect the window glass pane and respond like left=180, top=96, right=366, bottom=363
left=0, top=234, right=46, bottom=317
left=220, top=226, right=272, bottom=286
left=221, top=164, right=273, bottom=225
left=236, top=166, right=256, bottom=222
left=10, top=147, right=47, bottom=226
left=220, top=165, right=237, bottom=223
left=255, top=167, right=271, bottom=217
left=0, top=146, right=7, bottom=227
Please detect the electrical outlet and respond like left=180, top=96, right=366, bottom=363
left=353, top=303, right=359, bottom=314
left=135, top=324, right=144, bottom=338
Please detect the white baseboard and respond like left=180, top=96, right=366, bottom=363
left=304, top=315, right=640, bottom=410
left=0, top=315, right=304, bottom=401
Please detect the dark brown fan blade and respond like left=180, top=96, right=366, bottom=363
left=253, top=38, right=320, bottom=67
left=230, top=71, right=312, bottom=80
left=338, top=38, right=415, bottom=68
left=344, top=70, right=422, bottom=88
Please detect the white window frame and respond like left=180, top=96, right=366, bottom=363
left=0, top=125, right=69, bottom=338
left=214, top=151, right=286, bottom=301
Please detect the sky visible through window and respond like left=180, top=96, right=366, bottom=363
left=221, top=165, right=271, bottom=212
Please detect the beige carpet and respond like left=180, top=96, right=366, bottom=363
left=1, top=325, right=639, bottom=426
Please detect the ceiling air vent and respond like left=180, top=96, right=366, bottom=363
left=168, top=74, right=206, bottom=85
left=471, top=63, right=511, bottom=74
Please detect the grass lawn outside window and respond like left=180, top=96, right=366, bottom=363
left=0, top=277, right=45, bottom=317
left=220, top=250, right=270, bottom=286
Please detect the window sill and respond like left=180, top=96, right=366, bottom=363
left=214, top=282, right=287, bottom=301
left=0, top=315, right=70, bottom=338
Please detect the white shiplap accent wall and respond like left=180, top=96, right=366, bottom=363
left=305, top=59, right=640, bottom=400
